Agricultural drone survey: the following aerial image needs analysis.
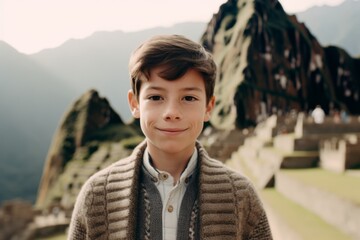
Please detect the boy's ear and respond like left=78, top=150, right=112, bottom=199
left=204, top=96, right=215, bottom=122
left=128, top=90, right=140, bottom=119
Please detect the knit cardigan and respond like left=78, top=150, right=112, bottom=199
left=68, top=141, right=273, bottom=240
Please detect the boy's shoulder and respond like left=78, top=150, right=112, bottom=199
left=199, top=155, right=262, bottom=210
left=198, top=148, right=254, bottom=190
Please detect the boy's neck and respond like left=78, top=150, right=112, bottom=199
left=147, top=145, right=195, bottom=183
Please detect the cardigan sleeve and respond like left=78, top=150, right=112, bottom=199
left=248, top=211, right=273, bottom=240
left=245, top=182, right=273, bottom=240
left=67, top=180, right=94, bottom=240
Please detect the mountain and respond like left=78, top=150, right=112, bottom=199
left=34, top=0, right=360, bottom=210
left=0, top=41, right=76, bottom=202
left=296, top=0, right=360, bottom=57
left=4, top=0, right=359, bottom=204
left=201, top=0, right=360, bottom=129
left=30, top=22, right=207, bottom=122
left=36, top=89, right=141, bottom=208
left=0, top=22, right=207, bottom=203
left=4, top=0, right=360, bottom=238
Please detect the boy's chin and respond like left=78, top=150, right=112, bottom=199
left=147, top=139, right=196, bottom=153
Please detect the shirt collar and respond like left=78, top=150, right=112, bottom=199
left=143, top=147, right=198, bottom=185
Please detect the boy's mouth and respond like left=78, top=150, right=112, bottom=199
left=157, top=127, right=187, bottom=133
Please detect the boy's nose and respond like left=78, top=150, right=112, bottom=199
left=163, top=101, right=182, bottom=120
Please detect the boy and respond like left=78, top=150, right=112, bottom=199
left=68, top=35, right=272, bottom=239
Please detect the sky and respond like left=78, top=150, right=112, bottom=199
left=0, top=0, right=345, bottom=54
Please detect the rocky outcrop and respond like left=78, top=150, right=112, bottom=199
left=0, top=200, right=34, bottom=240
left=36, top=89, right=140, bottom=208
left=202, top=0, right=360, bottom=129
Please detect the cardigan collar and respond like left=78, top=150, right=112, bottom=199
left=124, top=140, right=238, bottom=240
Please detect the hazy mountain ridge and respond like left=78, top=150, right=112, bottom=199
left=296, top=0, right=360, bottom=57
left=30, top=22, right=207, bottom=121
left=0, top=22, right=207, bottom=203
left=0, top=41, right=76, bottom=202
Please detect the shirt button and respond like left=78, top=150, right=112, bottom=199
left=159, top=173, right=169, bottom=180
left=167, top=205, right=174, bottom=213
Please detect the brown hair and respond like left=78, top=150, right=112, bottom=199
left=129, top=34, right=216, bottom=103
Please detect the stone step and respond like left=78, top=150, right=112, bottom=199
left=275, top=169, right=360, bottom=239
left=281, top=152, right=319, bottom=168
left=273, top=133, right=359, bottom=153
left=234, top=146, right=319, bottom=188
left=238, top=145, right=258, bottom=161
left=302, top=118, right=360, bottom=136
left=227, top=151, right=258, bottom=184
left=273, top=134, right=295, bottom=153
left=254, top=115, right=277, bottom=140
left=320, top=138, right=360, bottom=172
left=243, top=135, right=271, bottom=150
left=258, top=147, right=284, bottom=166
left=296, top=133, right=360, bottom=152
left=229, top=150, right=277, bottom=188
left=294, top=137, right=319, bottom=151
left=260, top=189, right=352, bottom=240
left=226, top=155, right=353, bottom=240
left=258, top=147, right=319, bottom=169
left=274, top=133, right=321, bottom=153
left=87, top=145, right=110, bottom=163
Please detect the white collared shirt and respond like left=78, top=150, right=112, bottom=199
left=143, top=148, right=198, bottom=240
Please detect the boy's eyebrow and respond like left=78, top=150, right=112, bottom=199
left=145, top=86, right=165, bottom=91
left=145, top=86, right=203, bottom=92
left=182, top=87, right=203, bottom=92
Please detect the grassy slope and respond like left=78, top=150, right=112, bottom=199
left=280, top=169, right=360, bottom=205
left=261, top=189, right=352, bottom=240
left=228, top=155, right=354, bottom=239
left=36, top=233, right=66, bottom=240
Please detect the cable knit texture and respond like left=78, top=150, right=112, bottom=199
left=68, top=140, right=273, bottom=240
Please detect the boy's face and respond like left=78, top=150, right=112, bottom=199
left=128, top=67, right=215, bottom=156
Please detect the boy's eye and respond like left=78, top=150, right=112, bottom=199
left=149, top=95, right=162, bottom=101
left=183, top=96, right=197, bottom=101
